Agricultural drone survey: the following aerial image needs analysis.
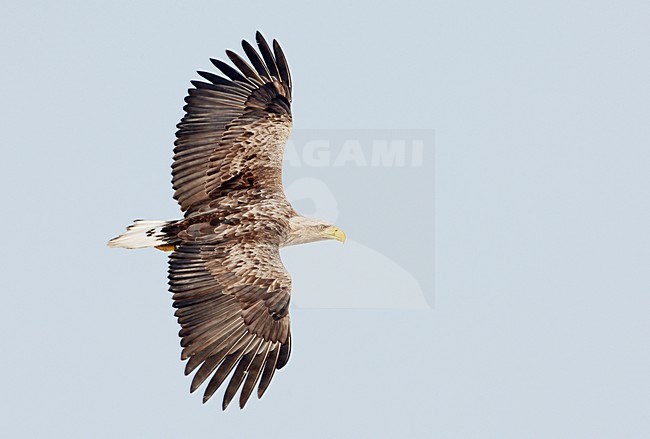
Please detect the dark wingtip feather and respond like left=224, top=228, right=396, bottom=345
left=188, top=329, right=246, bottom=392
left=257, top=345, right=280, bottom=399
left=255, top=32, right=280, bottom=78
left=190, top=353, right=222, bottom=393
left=196, top=70, right=233, bottom=87
left=197, top=70, right=232, bottom=86
left=239, top=344, right=270, bottom=408
left=225, top=49, right=261, bottom=82
left=272, top=39, right=292, bottom=91
left=221, top=346, right=258, bottom=410
left=203, top=336, right=254, bottom=404
left=276, top=335, right=291, bottom=369
left=242, top=39, right=270, bottom=79
left=190, top=80, right=223, bottom=92
left=210, top=58, right=249, bottom=83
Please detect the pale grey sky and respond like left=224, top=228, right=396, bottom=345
left=2, top=1, right=650, bottom=438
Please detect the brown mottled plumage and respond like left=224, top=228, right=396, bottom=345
left=108, top=32, right=345, bottom=410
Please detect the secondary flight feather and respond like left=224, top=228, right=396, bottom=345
left=108, top=31, right=345, bottom=410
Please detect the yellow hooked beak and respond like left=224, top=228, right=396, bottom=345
left=321, top=226, right=346, bottom=243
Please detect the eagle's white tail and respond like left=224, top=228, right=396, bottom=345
left=108, top=220, right=174, bottom=249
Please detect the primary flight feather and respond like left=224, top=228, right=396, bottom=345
left=108, top=31, right=345, bottom=410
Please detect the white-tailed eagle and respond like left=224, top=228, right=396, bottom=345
left=108, top=32, right=345, bottom=410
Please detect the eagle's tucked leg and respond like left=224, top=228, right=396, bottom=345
left=155, top=244, right=175, bottom=252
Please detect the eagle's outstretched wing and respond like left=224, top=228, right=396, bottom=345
left=173, top=31, right=293, bottom=215
left=169, top=33, right=295, bottom=409
left=170, top=240, right=292, bottom=409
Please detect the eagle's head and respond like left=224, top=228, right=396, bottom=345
left=284, top=216, right=346, bottom=246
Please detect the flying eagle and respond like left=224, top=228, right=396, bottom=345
left=108, top=32, right=345, bottom=410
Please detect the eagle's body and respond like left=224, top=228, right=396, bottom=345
left=108, top=32, right=344, bottom=410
